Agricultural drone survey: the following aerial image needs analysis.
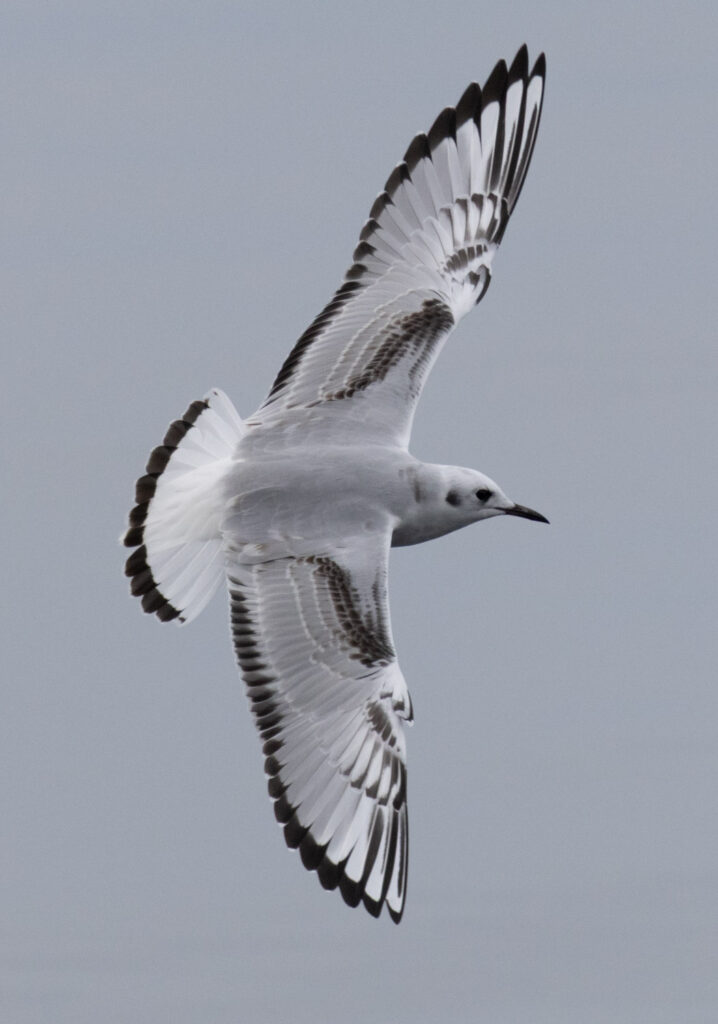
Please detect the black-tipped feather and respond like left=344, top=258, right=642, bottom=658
left=427, top=106, right=457, bottom=150
left=455, top=81, right=481, bottom=126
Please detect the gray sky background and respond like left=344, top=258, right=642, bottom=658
left=3, top=2, right=717, bottom=1022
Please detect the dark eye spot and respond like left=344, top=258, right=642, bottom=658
left=476, top=488, right=492, bottom=502
left=446, top=490, right=461, bottom=507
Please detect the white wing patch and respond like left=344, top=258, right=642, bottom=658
left=226, top=535, right=411, bottom=921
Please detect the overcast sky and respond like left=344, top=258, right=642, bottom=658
left=3, top=2, right=718, bottom=1022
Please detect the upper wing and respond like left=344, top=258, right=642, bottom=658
left=226, top=531, right=411, bottom=922
left=245, top=47, right=545, bottom=451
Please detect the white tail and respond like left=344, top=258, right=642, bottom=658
left=123, top=388, right=244, bottom=624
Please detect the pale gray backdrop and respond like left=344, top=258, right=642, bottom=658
left=3, top=2, right=717, bottom=1022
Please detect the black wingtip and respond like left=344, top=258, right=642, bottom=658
left=362, top=894, right=383, bottom=919
left=339, top=873, right=363, bottom=909
left=316, top=857, right=343, bottom=891
left=387, top=903, right=404, bottom=925
left=299, top=831, right=326, bottom=871
left=531, top=51, right=547, bottom=81
left=508, top=44, right=529, bottom=84
left=482, top=57, right=508, bottom=106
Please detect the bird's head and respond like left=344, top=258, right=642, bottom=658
left=443, top=467, right=549, bottom=526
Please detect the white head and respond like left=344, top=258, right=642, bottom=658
left=392, top=464, right=548, bottom=546
left=443, top=466, right=548, bottom=525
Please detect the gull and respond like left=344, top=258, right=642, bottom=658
left=123, top=46, right=547, bottom=923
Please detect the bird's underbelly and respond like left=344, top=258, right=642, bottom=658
left=220, top=448, right=415, bottom=557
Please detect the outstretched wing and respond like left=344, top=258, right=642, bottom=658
left=245, top=47, right=545, bottom=451
left=226, top=531, right=411, bottom=922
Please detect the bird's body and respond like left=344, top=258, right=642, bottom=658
left=222, top=446, right=525, bottom=554
left=224, top=445, right=412, bottom=555
left=124, top=46, right=547, bottom=922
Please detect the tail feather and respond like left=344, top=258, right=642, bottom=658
left=123, top=388, right=244, bottom=624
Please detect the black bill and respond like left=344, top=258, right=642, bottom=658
left=505, top=503, right=549, bottom=524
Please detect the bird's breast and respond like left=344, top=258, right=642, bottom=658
left=221, top=447, right=415, bottom=551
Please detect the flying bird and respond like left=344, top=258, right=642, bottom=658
left=124, top=46, right=547, bottom=923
